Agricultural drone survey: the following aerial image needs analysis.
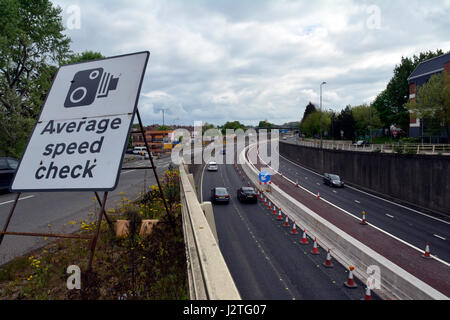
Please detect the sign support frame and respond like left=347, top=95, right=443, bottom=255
left=0, top=108, right=173, bottom=274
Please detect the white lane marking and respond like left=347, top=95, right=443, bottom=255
left=121, top=169, right=136, bottom=174
left=0, top=195, right=35, bottom=206
left=332, top=190, right=337, bottom=194
left=434, top=234, right=447, bottom=241
left=253, top=143, right=450, bottom=267
left=277, top=153, right=450, bottom=226
left=316, top=183, right=320, bottom=186
left=386, top=214, right=395, bottom=219
left=354, top=200, right=361, bottom=204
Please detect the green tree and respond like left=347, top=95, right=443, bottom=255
left=372, top=50, right=444, bottom=132
left=66, top=50, right=104, bottom=64
left=334, top=106, right=356, bottom=141
left=300, top=102, right=317, bottom=123
left=258, top=120, right=274, bottom=128
left=0, top=0, right=71, bottom=157
left=406, top=72, right=450, bottom=139
left=351, top=104, right=382, bottom=138
left=221, top=121, right=246, bottom=135
left=300, top=111, right=331, bottom=138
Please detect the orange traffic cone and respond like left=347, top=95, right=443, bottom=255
left=363, top=287, right=372, bottom=300
left=273, top=206, right=277, bottom=215
left=422, top=242, right=431, bottom=259
left=296, top=178, right=299, bottom=187
left=323, top=249, right=334, bottom=268
left=277, top=209, right=282, bottom=219
left=300, top=230, right=309, bottom=245
left=284, top=215, right=289, bottom=226
left=344, top=266, right=358, bottom=288
left=311, top=238, right=320, bottom=255
left=360, top=211, right=368, bottom=225
left=316, top=192, right=320, bottom=199
left=291, top=221, right=298, bottom=235
left=264, top=198, right=267, bottom=206
left=268, top=201, right=272, bottom=210
left=248, top=182, right=251, bottom=187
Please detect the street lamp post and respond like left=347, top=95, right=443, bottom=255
left=320, top=81, right=327, bottom=149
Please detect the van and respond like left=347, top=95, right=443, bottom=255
left=133, top=146, right=147, bottom=155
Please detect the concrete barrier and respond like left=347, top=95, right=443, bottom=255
left=240, top=143, right=448, bottom=300
left=180, top=162, right=241, bottom=300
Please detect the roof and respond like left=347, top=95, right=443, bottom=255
left=408, top=52, right=450, bottom=81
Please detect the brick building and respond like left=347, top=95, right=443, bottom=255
left=407, top=52, right=450, bottom=142
left=131, top=125, right=194, bottom=154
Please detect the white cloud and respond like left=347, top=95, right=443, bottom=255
left=53, top=0, right=450, bottom=126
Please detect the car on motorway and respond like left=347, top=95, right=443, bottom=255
left=353, top=140, right=370, bottom=147
left=207, top=161, right=218, bottom=171
left=221, top=149, right=226, bottom=154
left=237, top=187, right=258, bottom=203
left=211, top=187, right=230, bottom=204
left=0, top=157, right=19, bottom=193
left=133, top=146, right=147, bottom=154
left=323, top=173, right=345, bottom=188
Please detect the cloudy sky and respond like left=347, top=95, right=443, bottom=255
left=53, top=0, right=450, bottom=126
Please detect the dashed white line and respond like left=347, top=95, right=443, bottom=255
left=385, top=214, right=395, bottom=219
left=434, top=234, right=447, bottom=241
left=332, top=190, right=337, bottom=193
left=0, top=195, right=35, bottom=206
left=354, top=200, right=361, bottom=204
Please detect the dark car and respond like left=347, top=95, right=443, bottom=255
left=211, top=187, right=230, bottom=204
left=323, top=173, right=345, bottom=188
left=237, top=187, right=257, bottom=203
left=0, top=157, right=19, bottom=193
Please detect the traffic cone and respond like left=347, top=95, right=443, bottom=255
left=273, top=206, right=277, bottom=215
left=422, top=242, right=431, bottom=259
left=316, top=192, right=320, bottom=199
left=264, top=198, right=267, bottom=206
left=300, top=230, right=309, bottom=245
left=277, top=208, right=282, bottom=219
left=296, top=178, right=299, bottom=187
left=344, top=266, right=358, bottom=288
left=291, top=221, right=298, bottom=235
left=248, top=182, right=251, bottom=187
left=268, top=201, right=271, bottom=209
left=284, top=215, right=289, bottom=226
left=363, top=287, right=372, bottom=300
left=360, top=211, right=368, bottom=225
left=323, top=249, right=334, bottom=268
left=311, top=238, right=320, bottom=255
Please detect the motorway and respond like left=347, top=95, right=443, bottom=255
left=201, top=148, right=379, bottom=300
left=0, top=155, right=173, bottom=266
left=271, top=139, right=450, bottom=264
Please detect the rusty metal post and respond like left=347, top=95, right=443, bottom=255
left=135, top=109, right=173, bottom=227
left=87, top=192, right=108, bottom=272
left=0, top=193, right=21, bottom=247
left=94, top=192, right=114, bottom=235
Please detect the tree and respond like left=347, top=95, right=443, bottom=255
left=351, top=104, right=382, bottom=138
left=301, top=102, right=317, bottom=123
left=66, top=50, right=104, bottom=64
left=0, top=0, right=71, bottom=157
left=258, top=120, right=274, bottom=128
left=406, top=72, right=450, bottom=140
left=300, top=111, right=331, bottom=138
left=334, top=106, right=356, bottom=141
left=221, top=121, right=246, bottom=135
left=372, top=50, right=444, bottom=132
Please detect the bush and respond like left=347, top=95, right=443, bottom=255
left=400, top=137, right=420, bottom=144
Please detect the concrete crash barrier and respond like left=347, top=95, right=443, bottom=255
left=240, top=143, right=448, bottom=300
left=179, top=162, right=241, bottom=300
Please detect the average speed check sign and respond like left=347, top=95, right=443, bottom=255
left=11, top=51, right=150, bottom=192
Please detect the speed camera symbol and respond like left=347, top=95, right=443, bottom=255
left=64, top=68, right=119, bottom=108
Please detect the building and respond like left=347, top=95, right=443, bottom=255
left=407, top=52, right=450, bottom=142
left=131, top=125, right=194, bottom=154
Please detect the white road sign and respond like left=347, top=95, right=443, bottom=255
left=11, top=51, right=150, bottom=191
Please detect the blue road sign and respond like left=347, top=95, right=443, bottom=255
left=259, top=170, right=271, bottom=183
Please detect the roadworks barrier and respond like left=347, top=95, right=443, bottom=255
left=240, top=143, right=448, bottom=300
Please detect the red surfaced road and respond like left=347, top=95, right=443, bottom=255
left=246, top=146, right=450, bottom=298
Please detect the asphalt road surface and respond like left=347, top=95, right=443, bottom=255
left=201, top=150, right=379, bottom=300
left=0, top=155, right=173, bottom=266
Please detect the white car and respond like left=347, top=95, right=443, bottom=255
left=207, top=161, right=218, bottom=171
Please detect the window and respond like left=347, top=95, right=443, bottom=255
left=0, top=158, right=8, bottom=170
left=6, top=158, right=18, bottom=170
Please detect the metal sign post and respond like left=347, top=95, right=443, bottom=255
left=0, top=51, right=172, bottom=273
